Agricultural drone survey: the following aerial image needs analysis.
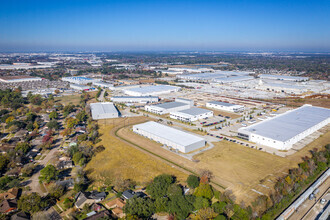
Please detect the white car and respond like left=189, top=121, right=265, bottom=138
left=320, top=198, right=326, bottom=204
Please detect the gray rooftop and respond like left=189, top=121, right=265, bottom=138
left=241, top=105, right=330, bottom=142
left=125, top=85, right=180, bottom=94
left=90, top=102, right=118, bottom=117
left=177, top=108, right=212, bottom=116
left=153, top=101, right=188, bottom=109
left=134, top=121, right=205, bottom=146
left=113, top=96, right=158, bottom=99
left=208, top=101, right=236, bottom=107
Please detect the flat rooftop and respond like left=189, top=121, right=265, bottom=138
left=152, top=102, right=187, bottom=109
left=0, top=76, right=42, bottom=80
left=125, top=85, right=180, bottom=94
left=134, top=121, right=205, bottom=146
left=113, top=96, right=158, bottom=99
left=90, top=102, right=118, bottom=116
left=208, top=101, right=237, bottom=107
left=176, top=108, right=212, bottom=116
left=240, top=105, right=330, bottom=142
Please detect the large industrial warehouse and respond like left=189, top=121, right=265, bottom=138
left=238, top=105, right=330, bottom=150
left=0, top=76, right=42, bottom=83
left=124, top=85, right=181, bottom=96
left=62, top=76, right=100, bottom=85
left=133, top=121, right=206, bottom=153
left=90, top=102, right=120, bottom=120
left=145, top=102, right=190, bottom=114
left=112, top=96, right=159, bottom=103
left=206, top=101, right=245, bottom=112
left=170, top=108, right=213, bottom=122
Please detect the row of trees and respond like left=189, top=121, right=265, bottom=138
left=124, top=173, right=250, bottom=220
left=259, top=145, right=330, bottom=219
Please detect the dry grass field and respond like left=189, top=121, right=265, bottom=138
left=55, top=91, right=98, bottom=106
left=85, top=117, right=188, bottom=188
left=118, top=119, right=330, bottom=203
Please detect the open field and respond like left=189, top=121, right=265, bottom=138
left=264, top=95, right=330, bottom=108
left=119, top=119, right=330, bottom=203
left=55, top=91, right=98, bottom=106
left=85, top=117, right=188, bottom=188
left=200, top=106, right=241, bottom=119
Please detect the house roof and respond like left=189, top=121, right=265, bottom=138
left=105, top=198, right=125, bottom=209
left=11, top=211, right=30, bottom=220
left=84, top=210, right=111, bottom=220
left=122, top=190, right=134, bottom=200
left=0, top=199, right=17, bottom=213
left=0, top=188, right=19, bottom=200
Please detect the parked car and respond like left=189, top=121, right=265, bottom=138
left=320, top=199, right=326, bottom=204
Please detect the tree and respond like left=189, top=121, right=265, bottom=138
left=212, top=201, right=227, bottom=214
left=154, top=197, right=169, bottom=213
left=18, top=193, right=47, bottom=214
left=47, top=120, right=60, bottom=130
left=192, top=207, right=218, bottom=220
left=0, top=155, right=9, bottom=174
left=193, top=197, right=210, bottom=210
left=187, top=175, right=200, bottom=189
left=15, top=142, right=31, bottom=154
left=72, top=152, right=85, bottom=166
left=63, top=198, right=74, bottom=209
left=49, top=111, right=59, bottom=120
left=194, top=183, right=214, bottom=200
left=65, top=117, right=78, bottom=129
left=76, top=111, right=88, bottom=122
left=124, top=197, right=155, bottom=218
left=167, top=184, right=183, bottom=198
left=146, top=174, right=174, bottom=199
left=39, top=165, right=59, bottom=183
left=168, top=195, right=194, bottom=220
left=50, top=184, right=65, bottom=199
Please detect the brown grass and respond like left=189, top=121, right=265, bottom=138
left=85, top=117, right=188, bottom=187
left=120, top=119, right=330, bottom=204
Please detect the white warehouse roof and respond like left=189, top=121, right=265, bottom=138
left=177, top=108, right=212, bottom=116
left=240, top=105, right=330, bottom=142
left=90, top=102, right=119, bottom=119
left=124, top=85, right=180, bottom=95
left=133, top=121, right=205, bottom=147
left=152, top=102, right=188, bottom=109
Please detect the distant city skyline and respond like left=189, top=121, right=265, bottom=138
left=0, top=0, right=329, bottom=52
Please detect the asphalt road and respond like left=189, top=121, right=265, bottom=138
left=289, top=177, right=330, bottom=220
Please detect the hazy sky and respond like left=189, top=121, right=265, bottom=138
left=0, top=0, right=329, bottom=52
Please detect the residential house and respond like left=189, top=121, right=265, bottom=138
left=74, top=191, right=106, bottom=209
left=0, top=188, right=19, bottom=200
left=122, top=190, right=146, bottom=200
left=0, top=199, right=17, bottom=214
left=105, top=198, right=126, bottom=218
left=56, top=160, right=74, bottom=170
left=11, top=211, right=30, bottom=220
left=84, top=210, right=112, bottom=220
left=56, top=179, right=74, bottom=190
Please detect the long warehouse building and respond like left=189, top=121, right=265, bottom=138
left=133, top=121, right=206, bottom=153
left=145, top=98, right=193, bottom=115
left=112, top=96, right=159, bottom=103
left=170, top=108, right=213, bottom=122
left=206, top=101, right=245, bottom=112
left=238, top=105, right=330, bottom=150
left=90, top=102, right=120, bottom=120
left=124, top=85, right=181, bottom=96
